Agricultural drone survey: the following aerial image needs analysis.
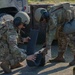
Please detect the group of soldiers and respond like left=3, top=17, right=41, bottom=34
left=0, top=2, right=75, bottom=74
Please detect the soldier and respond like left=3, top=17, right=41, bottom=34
left=0, top=11, right=36, bottom=73
left=13, top=11, right=31, bottom=48
left=34, top=2, right=75, bottom=66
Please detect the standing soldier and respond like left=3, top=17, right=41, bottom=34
left=34, top=2, right=75, bottom=66
left=0, top=11, right=36, bottom=73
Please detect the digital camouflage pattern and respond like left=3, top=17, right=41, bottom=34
left=57, top=25, right=68, bottom=52
left=0, top=21, right=27, bottom=66
left=46, top=3, right=75, bottom=54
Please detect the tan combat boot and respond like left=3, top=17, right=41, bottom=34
left=1, top=61, right=11, bottom=73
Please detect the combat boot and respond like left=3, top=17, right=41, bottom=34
left=1, top=61, right=11, bottom=73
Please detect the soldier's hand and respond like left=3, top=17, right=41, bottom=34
left=26, top=55, right=36, bottom=61
left=23, top=37, right=31, bottom=43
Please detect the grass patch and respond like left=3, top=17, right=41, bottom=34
left=28, top=0, right=75, bottom=4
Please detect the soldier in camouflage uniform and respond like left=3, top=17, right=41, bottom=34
left=34, top=2, right=75, bottom=66
left=0, top=11, right=36, bottom=73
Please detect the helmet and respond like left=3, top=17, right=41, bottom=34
left=13, top=11, right=30, bottom=27
left=34, top=8, right=47, bottom=22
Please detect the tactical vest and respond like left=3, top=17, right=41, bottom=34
left=49, top=2, right=74, bottom=26
left=47, top=3, right=74, bottom=39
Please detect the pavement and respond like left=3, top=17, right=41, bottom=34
left=0, top=45, right=75, bottom=75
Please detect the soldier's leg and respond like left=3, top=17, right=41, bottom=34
left=68, top=37, right=75, bottom=66
left=50, top=31, right=68, bottom=62
left=1, top=60, right=11, bottom=73
left=56, top=32, right=68, bottom=62
left=11, top=63, right=23, bottom=69
left=0, top=55, right=12, bottom=73
left=5, top=54, right=24, bottom=69
left=9, top=57, right=24, bottom=69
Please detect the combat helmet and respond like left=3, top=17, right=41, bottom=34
left=13, top=11, right=30, bottom=27
left=34, top=8, right=47, bottom=22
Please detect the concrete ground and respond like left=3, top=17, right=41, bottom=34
left=0, top=45, right=75, bottom=75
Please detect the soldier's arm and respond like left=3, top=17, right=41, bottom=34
left=46, top=15, right=57, bottom=49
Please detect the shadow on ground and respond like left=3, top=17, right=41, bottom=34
left=1, top=62, right=70, bottom=75
left=0, top=45, right=74, bottom=75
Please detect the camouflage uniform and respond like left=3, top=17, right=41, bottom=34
left=0, top=21, right=27, bottom=66
left=17, top=29, right=23, bottom=43
left=46, top=3, right=75, bottom=54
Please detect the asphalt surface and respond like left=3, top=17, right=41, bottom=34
left=0, top=45, right=74, bottom=75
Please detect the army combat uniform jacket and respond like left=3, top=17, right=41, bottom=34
left=0, top=21, right=27, bottom=66
left=46, top=3, right=75, bottom=54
